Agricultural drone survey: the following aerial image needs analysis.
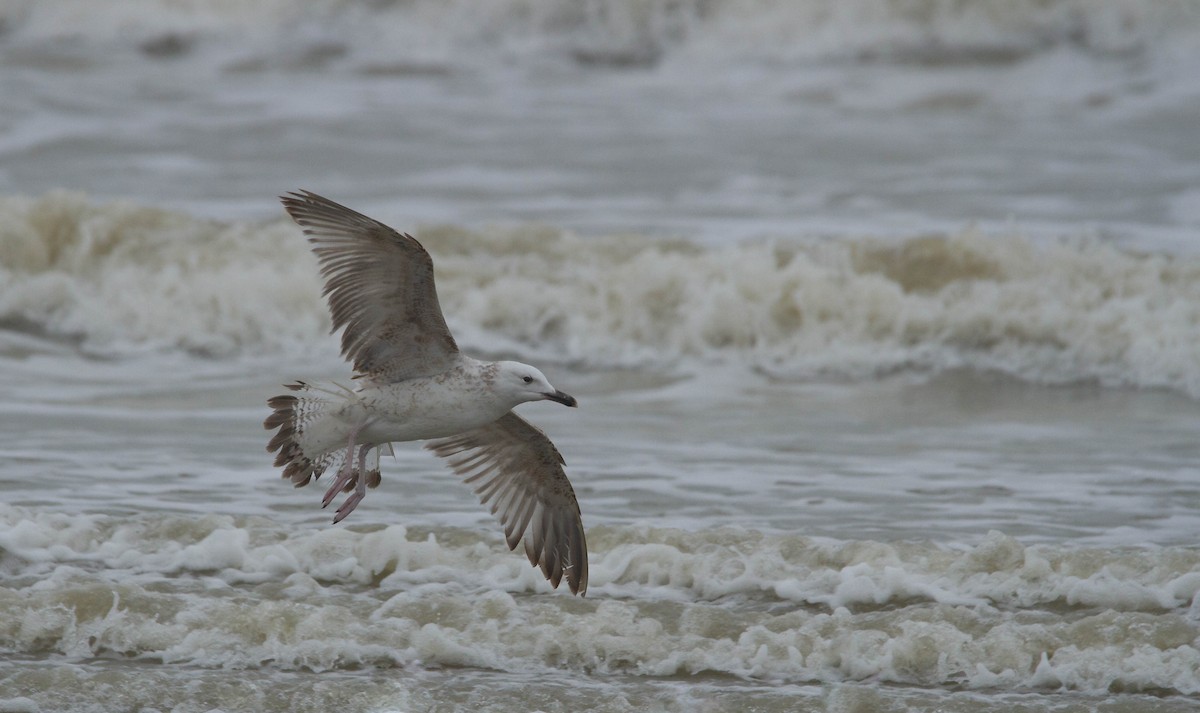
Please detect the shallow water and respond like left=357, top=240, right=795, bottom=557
left=3, top=343, right=1199, bottom=711
left=2, top=1, right=1200, bottom=711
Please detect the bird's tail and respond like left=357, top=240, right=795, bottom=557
left=264, top=381, right=382, bottom=490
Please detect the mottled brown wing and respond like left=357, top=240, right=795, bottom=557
left=281, top=190, right=459, bottom=381
left=426, top=412, right=588, bottom=596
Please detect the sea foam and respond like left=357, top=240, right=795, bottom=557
left=1, top=506, right=1198, bottom=694
left=3, top=192, right=1200, bottom=396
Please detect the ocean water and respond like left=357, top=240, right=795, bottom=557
left=2, top=1, right=1200, bottom=711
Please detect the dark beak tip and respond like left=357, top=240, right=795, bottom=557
left=549, top=390, right=578, bottom=408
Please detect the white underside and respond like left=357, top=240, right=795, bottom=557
left=295, top=373, right=512, bottom=459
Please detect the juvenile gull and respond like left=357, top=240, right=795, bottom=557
left=265, top=190, right=587, bottom=595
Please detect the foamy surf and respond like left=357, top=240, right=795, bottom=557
left=1, top=505, right=1197, bottom=701
left=3, top=191, right=1200, bottom=396
left=2, top=3, right=1199, bottom=711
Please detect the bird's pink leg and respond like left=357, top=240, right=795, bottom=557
left=333, top=445, right=373, bottom=524
left=322, top=427, right=360, bottom=509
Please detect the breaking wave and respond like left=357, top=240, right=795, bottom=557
left=1, top=505, right=1198, bottom=695
left=3, top=191, right=1200, bottom=395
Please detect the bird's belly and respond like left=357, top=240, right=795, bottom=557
left=356, top=386, right=507, bottom=444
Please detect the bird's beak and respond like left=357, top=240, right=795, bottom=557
left=545, top=390, right=578, bottom=408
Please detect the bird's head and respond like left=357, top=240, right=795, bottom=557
left=495, top=361, right=577, bottom=408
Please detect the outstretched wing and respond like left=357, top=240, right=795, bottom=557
left=281, top=190, right=459, bottom=381
left=426, top=412, right=588, bottom=596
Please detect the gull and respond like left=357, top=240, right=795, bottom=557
left=264, top=190, right=587, bottom=595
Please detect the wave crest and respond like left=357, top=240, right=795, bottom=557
left=4, top=192, right=1200, bottom=395
left=2, top=507, right=1198, bottom=694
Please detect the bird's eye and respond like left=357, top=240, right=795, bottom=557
left=522, top=376, right=533, bottom=383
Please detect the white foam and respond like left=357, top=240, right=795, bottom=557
left=5, top=193, right=1200, bottom=396
left=2, top=507, right=1198, bottom=694
left=0, top=191, right=330, bottom=358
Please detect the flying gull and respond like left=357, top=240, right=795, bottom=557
left=265, top=190, right=587, bottom=595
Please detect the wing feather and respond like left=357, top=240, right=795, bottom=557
left=426, top=412, right=588, bottom=596
left=280, top=190, right=459, bottom=381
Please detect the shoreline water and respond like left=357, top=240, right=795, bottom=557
left=3, top=2, right=1200, bottom=710
left=4, top=193, right=1200, bottom=398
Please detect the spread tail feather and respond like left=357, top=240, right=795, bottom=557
left=264, top=381, right=381, bottom=489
